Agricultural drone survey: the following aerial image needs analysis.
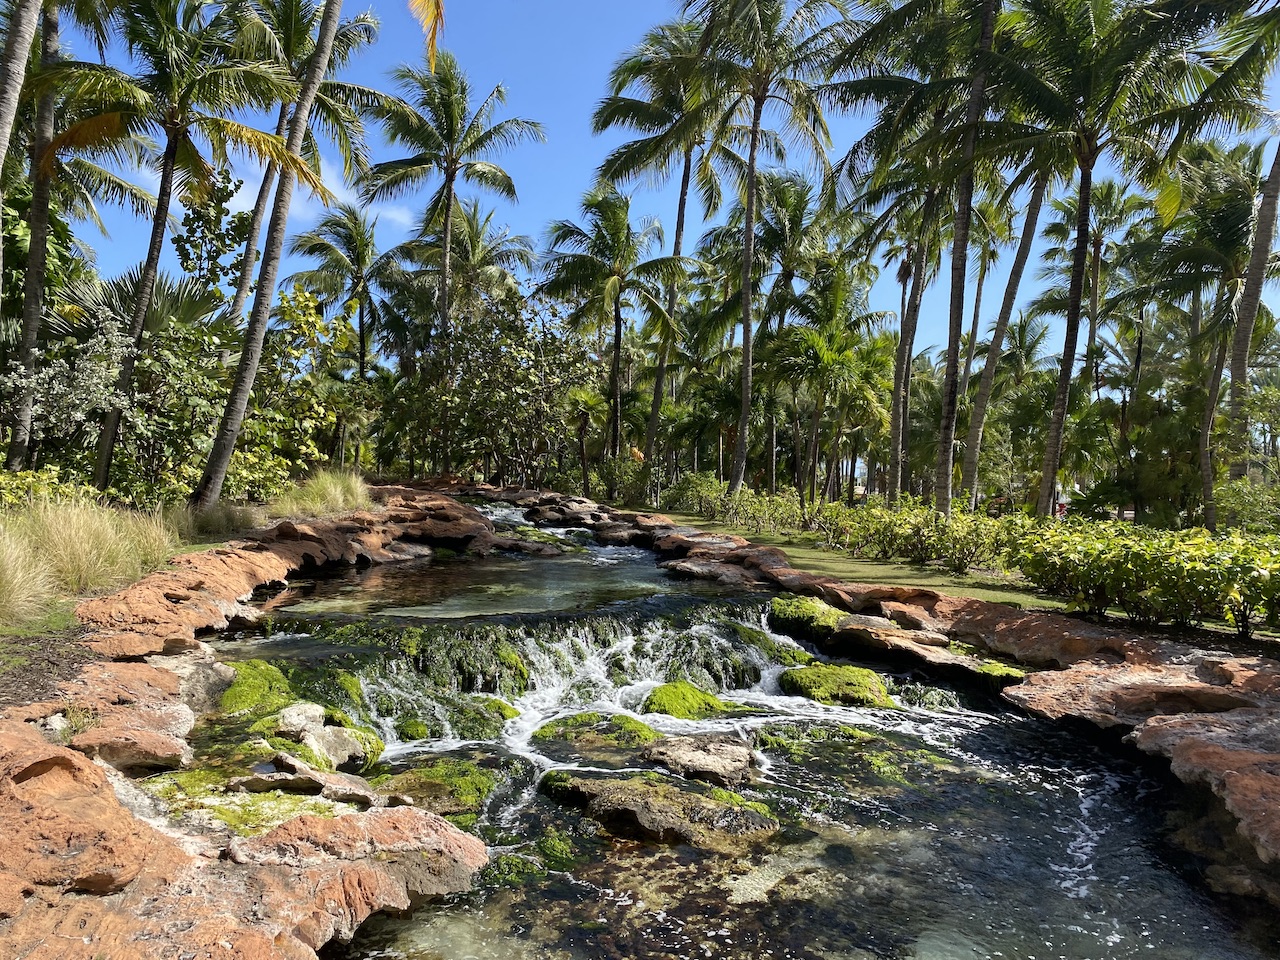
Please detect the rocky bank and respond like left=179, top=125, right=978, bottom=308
left=3, top=483, right=1280, bottom=957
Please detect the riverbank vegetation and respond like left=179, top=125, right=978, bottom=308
left=1, top=2, right=1279, bottom=623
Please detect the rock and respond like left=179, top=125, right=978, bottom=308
left=642, top=735, right=756, bottom=787
left=0, top=720, right=168, bottom=895
left=541, top=772, right=777, bottom=852
left=277, top=702, right=327, bottom=738
left=641, top=680, right=731, bottom=720
left=305, top=725, right=373, bottom=771
left=659, top=557, right=772, bottom=586
left=229, top=753, right=403, bottom=808
left=70, top=725, right=191, bottom=771
left=778, top=664, right=896, bottom=709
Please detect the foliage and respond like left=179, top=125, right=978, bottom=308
left=1214, top=478, right=1280, bottom=535
left=0, top=468, right=97, bottom=508
left=170, top=168, right=253, bottom=302
left=6, top=498, right=172, bottom=595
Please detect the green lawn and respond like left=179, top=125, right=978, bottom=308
left=662, top=512, right=1065, bottom=610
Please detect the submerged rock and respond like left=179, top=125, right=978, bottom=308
left=641, top=734, right=756, bottom=787
left=540, top=771, right=777, bottom=853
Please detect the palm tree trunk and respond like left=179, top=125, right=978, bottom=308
left=192, top=0, right=345, bottom=508
left=1228, top=142, right=1280, bottom=481
left=0, top=0, right=39, bottom=180
left=5, top=6, right=58, bottom=471
left=726, top=94, right=766, bottom=495
left=439, top=171, right=456, bottom=473
left=1201, top=331, right=1229, bottom=531
left=806, top=395, right=822, bottom=503
left=579, top=410, right=591, bottom=499
left=767, top=409, right=777, bottom=494
left=959, top=262, right=987, bottom=397
left=1037, top=162, right=1094, bottom=517
left=609, top=294, right=624, bottom=484
left=645, top=148, right=693, bottom=461
left=1084, top=233, right=1102, bottom=396
left=960, top=175, right=1046, bottom=507
left=934, top=0, right=995, bottom=516
left=358, top=297, right=367, bottom=381
left=227, top=105, right=289, bottom=323
left=93, top=130, right=181, bottom=490
left=889, top=232, right=928, bottom=503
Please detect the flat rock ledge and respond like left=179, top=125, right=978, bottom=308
left=0, top=489, right=501, bottom=959
left=444, top=482, right=1280, bottom=905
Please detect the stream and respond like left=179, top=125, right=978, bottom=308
left=213, top=508, right=1278, bottom=960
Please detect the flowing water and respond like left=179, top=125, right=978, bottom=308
left=218, top=513, right=1278, bottom=960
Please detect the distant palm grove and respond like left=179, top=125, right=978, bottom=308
left=2, top=0, right=1280, bottom=531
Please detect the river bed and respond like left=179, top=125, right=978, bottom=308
left=214, top=515, right=1277, bottom=960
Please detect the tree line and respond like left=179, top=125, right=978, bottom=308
left=1, top=0, right=1278, bottom=531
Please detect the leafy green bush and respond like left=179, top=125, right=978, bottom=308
left=0, top=468, right=96, bottom=508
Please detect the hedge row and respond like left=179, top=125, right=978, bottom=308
left=661, top=473, right=1280, bottom=638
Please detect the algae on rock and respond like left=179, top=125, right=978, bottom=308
left=641, top=680, right=732, bottom=720
left=778, top=664, right=896, bottom=708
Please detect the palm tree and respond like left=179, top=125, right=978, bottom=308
left=286, top=201, right=404, bottom=382
left=685, top=0, right=847, bottom=494
left=0, top=0, right=41, bottom=191
left=958, top=171, right=1049, bottom=507
left=57, top=0, right=306, bottom=489
left=5, top=2, right=154, bottom=471
left=364, top=50, right=543, bottom=347
left=193, top=0, right=445, bottom=509
left=987, top=0, right=1244, bottom=516
left=959, top=193, right=1013, bottom=397
left=593, top=18, right=730, bottom=463
left=543, top=184, right=684, bottom=495
left=226, top=0, right=383, bottom=324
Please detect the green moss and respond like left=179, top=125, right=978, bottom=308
left=371, top=758, right=497, bottom=815
left=332, top=669, right=365, bottom=707
left=708, top=786, right=775, bottom=820
left=977, top=661, right=1027, bottom=684
left=755, top=722, right=875, bottom=761
left=496, top=645, right=530, bottom=696
left=768, top=596, right=844, bottom=642
left=396, top=719, right=433, bottom=741
left=347, top=727, right=384, bottom=769
left=220, top=660, right=296, bottom=715
left=264, top=736, right=332, bottom=772
left=641, top=680, right=730, bottom=720
left=483, top=853, right=548, bottom=887
left=475, top=696, right=520, bottom=720
left=534, top=826, right=578, bottom=870
left=143, top=768, right=349, bottom=836
left=532, top=711, right=662, bottom=747
left=778, top=664, right=896, bottom=708
left=728, top=621, right=816, bottom=667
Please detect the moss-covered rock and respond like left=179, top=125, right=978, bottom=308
left=767, top=596, right=843, bottom=643
left=641, top=681, right=731, bottom=720
left=754, top=722, right=876, bottom=762
left=143, top=767, right=352, bottom=836
left=532, top=711, right=662, bottom=747
left=370, top=758, right=498, bottom=828
left=778, top=664, right=896, bottom=708
left=539, top=771, right=778, bottom=853
left=220, top=660, right=297, bottom=715
left=976, top=661, right=1027, bottom=684
left=727, top=621, right=816, bottom=667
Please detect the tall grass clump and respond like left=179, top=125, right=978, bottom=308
left=268, top=470, right=372, bottom=518
left=13, top=500, right=174, bottom=595
left=163, top=501, right=264, bottom=542
left=0, top=527, right=54, bottom=626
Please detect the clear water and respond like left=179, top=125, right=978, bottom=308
left=227, top=511, right=1278, bottom=960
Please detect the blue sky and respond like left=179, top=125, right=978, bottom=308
left=78, top=0, right=1277, bottom=358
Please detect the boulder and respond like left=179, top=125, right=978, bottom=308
left=541, top=772, right=777, bottom=853
left=642, top=735, right=756, bottom=787
left=229, top=753, right=407, bottom=808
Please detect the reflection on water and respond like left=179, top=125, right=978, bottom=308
left=262, top=547, right=742, bottom=621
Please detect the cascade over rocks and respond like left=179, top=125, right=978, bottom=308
left=6, top=480, right=1280, bottom=953
left=446, top=482, right=1280, bottom=906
